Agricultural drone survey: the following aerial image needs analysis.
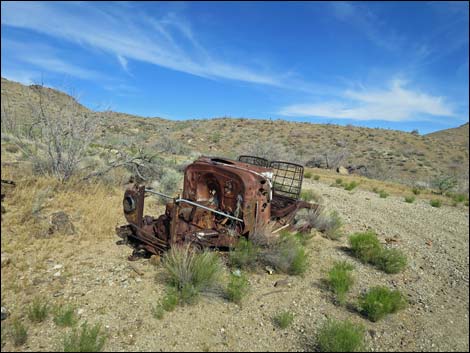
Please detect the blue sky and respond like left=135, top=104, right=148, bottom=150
left=1, top=1, right=468, bottom=133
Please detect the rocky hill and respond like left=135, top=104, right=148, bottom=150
left=1, top=77, right=469, bottom=191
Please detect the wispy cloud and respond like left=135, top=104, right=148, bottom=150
left=329, top=2, right=405, bottom=52
left=2, top=38, right=104, bottom=81
left=1, top=1, right=283, bottom=86
left=279, top=79, right=456, bottom=122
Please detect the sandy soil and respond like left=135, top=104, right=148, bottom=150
left=1, top=180, right=468, bottom=352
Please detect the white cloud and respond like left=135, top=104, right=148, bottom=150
left=1, top=2, right=282, bottom=86
left=117, top=55, right=129, bottom=72
left=2, top=38, right=104, bottom=81
left=279, top=79, right=456, bottom=122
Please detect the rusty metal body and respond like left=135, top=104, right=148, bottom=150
left=117, top=156, right=315, bottom=256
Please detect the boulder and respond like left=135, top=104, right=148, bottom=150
left=337, top=166, right=349, bottom=175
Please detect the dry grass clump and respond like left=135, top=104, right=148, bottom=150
left=294, top=208, right=342, bottom=239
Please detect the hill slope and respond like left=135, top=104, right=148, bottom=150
left=1, top=77, right=468, bottom=190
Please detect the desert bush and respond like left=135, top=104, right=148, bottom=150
left=432, top=175, right=457, bottom=194
left=154, top=135, right=190, bottom=155
left=2, top=85, right=102, bottom=182
left=159, top=168, right=182, bottom=196
left=301, top=189, right=321, bottom=203
left=344, top=181, right=358, bottom=191
left=349, top=231, right=382, bottom=264
left=404, top=195, right=415, bottom=203
left=273, top=310, right=294, bottom=329
left=53, top=305, right=77, bottom=327
left=316, top=319, right=365, bottom=352
left=249, top=224, right=277, bottom=248
left=379, top=190, right=389, bottom=198
left=335, top=178, right=343, bottom=185
left=430, top=199, right=442, bottom=208
left=327, top=261, right=354, bottom=305
left=294, top=208, right=342, bottom=239
left=376, top=248, right=407, bottom=274
left=62, top=322, right=106, bottom=352
left=313, top=175, right=320, bottom=181
left=27, top=297, right=49, bottom=323
left=229, top=238, right=259, bottom=269
left=450, top=193, right=467, bottom=203
left=262, top=234, right=308, bottom=275
left=358, top=286, right=407, bottom=322
left=226, top=272, right=250, bottom=304
left=304, top=171, right=313, bottom=179
left=11, top=319, right=28, bottom=346
left=412, top=187, right=421, bottom=195
left=151, top=288, right=179, bottom=320
left=163, top=246, right=224, bottom=304
left=151, top=304, right=165, bottom=320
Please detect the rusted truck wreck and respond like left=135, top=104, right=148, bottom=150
left=116, top=156, right=316, bottom=258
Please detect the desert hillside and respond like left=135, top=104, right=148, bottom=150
left=2, top=77, right=469, bottom=192
left=1, top=77, right=469, bottom=352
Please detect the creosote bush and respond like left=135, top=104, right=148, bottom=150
left=62, top=322, right=106, bottom=352
left=377, top=248, right=407, bottom=274
left=273, top=310, right=294, bottom=329
left=379, top=190, right=389, bottom=198
left=294, top=208, right=342, bottom=240
left=327, top=261, right=354, bottom=305
left=344, top=181, right=358, bottom=191
left=317, top=319, right=365, bottom=352
left=358, top=286, right=407, bottom=322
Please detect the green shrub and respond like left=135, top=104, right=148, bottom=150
left=451, top=193, right=467, bottom=203
left=358, top=286, right=407, bottom=322
left=301, top=189, right=320, bottom=202
left=151, top=304, right=165, bottom=320
left=349, top=231, right=407, bottom=274
left=430, top=199, right=441, bottom=208
left=304, top=171, right=313, bottom=179
left=263, top=234, right=308, bottom=275
left=62, top=322, right=106, bottom=352
left=344, top=181, right=358, bottom=191
left=229, top=238, right=258, bottom=269
left=412, top=187, right=421, bottom=195
left=404, top=195, right=415, bottom=203
left=313, top=175, right=320, bottom=181
left=431, top=175, right=457, bottom=194
left=377, top=248, right=407, bottom=274
left=273, top=310, right=294, bottom=329
left=28, top=297, right=49, bottom=323
left=372, top=187, right=379, bottom=193
left=335, top=178, right=343, bottom=185
left=226, top=272, right=250, bottom=304
left=378, top=190, right=389, bottom=198
left=11, top=319, right=28, bottom=346
left=327, top=261, right=354, bottom=305
left=317, top=319, right=365, bottom=352
left=53, top=305, right=77, bottom=327
left=163, top=246, right=224, bottom=304
left=349, top=231, right=382, bottom=264
left=161, top=288, right=179, bottom=312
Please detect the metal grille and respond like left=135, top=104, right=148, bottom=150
left=238, top=155, right=270, bottom=168
left=269, top=161, right=304, bottom=200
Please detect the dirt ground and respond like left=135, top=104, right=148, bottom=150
left=1, top=179, right=469, bottom=352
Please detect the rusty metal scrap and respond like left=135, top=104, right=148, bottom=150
left=117, top=156, right=318, bottom=258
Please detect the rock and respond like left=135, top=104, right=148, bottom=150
left=265, top=266, right=274, bottom=275
left=49, top=211, right=75, bottom=235
left=1, top=306, right=8, bottom=320
left=1, top=253, right=11, bottom=267
left=337, top=166, right=349, bottom=175
left=274, top=278, right=291, bottom=287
